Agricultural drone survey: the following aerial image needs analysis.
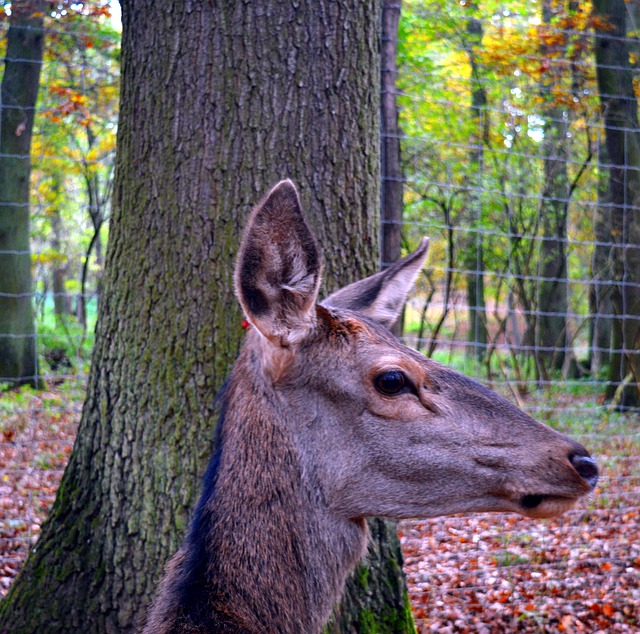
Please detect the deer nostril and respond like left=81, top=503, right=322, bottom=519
left=569, top=454, right=599, bottom=489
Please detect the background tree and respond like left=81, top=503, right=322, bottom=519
left=381, top=0, right=405, bottom=337
left=0, top=0, right=45, bottom=387
left=462, top=3, right=488, bottom=361
left=0, top=2, right=414, bottom=633
left=590, top=136, right=613, bottom=373
left=595, top=0, right=640, bottom=407
left=381, top=4, right=403, bottom=264
left=536, top=0, right=571, bottom=375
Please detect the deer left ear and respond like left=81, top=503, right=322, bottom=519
left=234, top=180, right=322, bottom=346
left=322, top=238, right=429, bottom=329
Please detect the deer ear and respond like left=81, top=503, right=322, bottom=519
left=235, top=180, right=322, bottom=346
left=322, top=238, right=429, bottom=329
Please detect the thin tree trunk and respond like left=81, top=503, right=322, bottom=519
left=590, top=138, right=613, bottom=373
left=50, top=179, right=71, bottom=320
left=380, top=1, right=404, bottom=336
left=77, top=220, right=102, bottom=333
left=0, top=2, right=414, bottom=632
left=0, top=0, right=44, bottom=387
left=463, top=9, right=488, bottom=361
left=75, top=126, right=103, bottom=328
left=595, top=0, right=640, bottom=407
left=536, top=0, right=570, bottom=374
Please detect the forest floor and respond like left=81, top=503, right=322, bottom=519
left=0, top=381, right=639, bottom=633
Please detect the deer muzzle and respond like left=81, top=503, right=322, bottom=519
left=514, top=445, right=598, bottom=518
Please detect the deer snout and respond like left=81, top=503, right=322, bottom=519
left=569, top=452, right=599, bottom=490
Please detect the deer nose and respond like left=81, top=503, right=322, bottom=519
left=569, top=453, right=599, bottom=490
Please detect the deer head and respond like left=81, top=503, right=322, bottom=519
left=235, top=179, right=598, bottom=523
left=144, top=180, right=598, bottom=634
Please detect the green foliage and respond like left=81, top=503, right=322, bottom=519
left=398, top=0, right=603, bottom=384
left=1, top=2, right=119, bottom=353
left=494, top=550, right=529, bottom=567
left=36, top=295, right=98, bottom=373
left=33, top=7, right=119, bottom=293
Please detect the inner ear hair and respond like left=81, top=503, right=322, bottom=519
left=234, top=180, right=323, bottom=346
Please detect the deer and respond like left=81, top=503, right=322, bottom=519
left=143, top=180, right=598, bottom=634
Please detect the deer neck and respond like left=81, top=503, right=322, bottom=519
left=187, top=352, right=368, bottom=633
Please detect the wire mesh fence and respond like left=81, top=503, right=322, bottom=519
left=1, top=1, right=639, bottom=631
left=389, top=1, right=640, bottom=630
left=0, top=2, right=118, bottom=596
left=0, top=4, right=117, bottom=383
left=395, top=2, right=640, bottom=402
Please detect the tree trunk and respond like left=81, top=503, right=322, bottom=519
left=589, top=138, right=612, bottom=374
left=50, top=179, right=72, bottom=320
left=380, top=1, right=404, bottom=337
left=463, top=10, right=488, bottom=362
left=325, top=518, right=414, bottom=633
left=77, top=124, right=106, bottom=328
left=536, top=0, right=570, bottom=375
left=595, top=0, right=640, bottom=407
left=0, top=2, right=414, bottom=633
left=0, top=0, right=44, bottom=387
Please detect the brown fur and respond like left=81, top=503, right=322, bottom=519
left=143, top=181, right=597, bottom=634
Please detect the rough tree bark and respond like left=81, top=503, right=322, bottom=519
left=0, top=0, right=44, bottom=387
left=0, top=2, right=415, bottom=633
left=594, top=0, right=640, bottom=407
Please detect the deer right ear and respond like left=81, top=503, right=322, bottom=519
left=322, top=238, right=429, bottom=329
left=234, top=180, right=322, bottom=347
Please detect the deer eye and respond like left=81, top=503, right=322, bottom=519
left=374, top=370, right=407, bottom=395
